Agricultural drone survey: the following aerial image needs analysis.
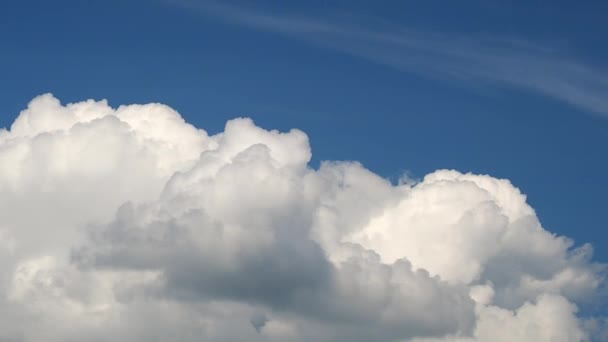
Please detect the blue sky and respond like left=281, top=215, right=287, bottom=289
left=1, top=0, right=607, bottom=268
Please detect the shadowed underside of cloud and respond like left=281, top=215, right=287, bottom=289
left=0, top=94, right=606, bottom=341
left=167, top=0, right=608, bottom=118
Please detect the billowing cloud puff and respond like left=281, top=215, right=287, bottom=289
left=0, top=94, right=605, bottom=341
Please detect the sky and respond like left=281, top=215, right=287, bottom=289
left=0, top=0, right=607, bottom=341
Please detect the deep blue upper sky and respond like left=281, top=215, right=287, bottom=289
left=1, top=0, right=607, bottom=262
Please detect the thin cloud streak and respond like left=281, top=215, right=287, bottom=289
left=170, top=0, right=608, bottom=117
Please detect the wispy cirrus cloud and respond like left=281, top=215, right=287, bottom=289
left=168, top=0, right=608, bottom=117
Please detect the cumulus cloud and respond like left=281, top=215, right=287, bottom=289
left=0, top=94, right=605, bottom=341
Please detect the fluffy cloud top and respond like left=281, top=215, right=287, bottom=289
left=0, top=94, right=605, bottom=341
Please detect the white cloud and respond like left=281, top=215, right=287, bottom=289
left=411, top=294, right=588, bottom=342
left=0, top=94, right=605, bottom=341
left=346, top=170, right=601, bottom=308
